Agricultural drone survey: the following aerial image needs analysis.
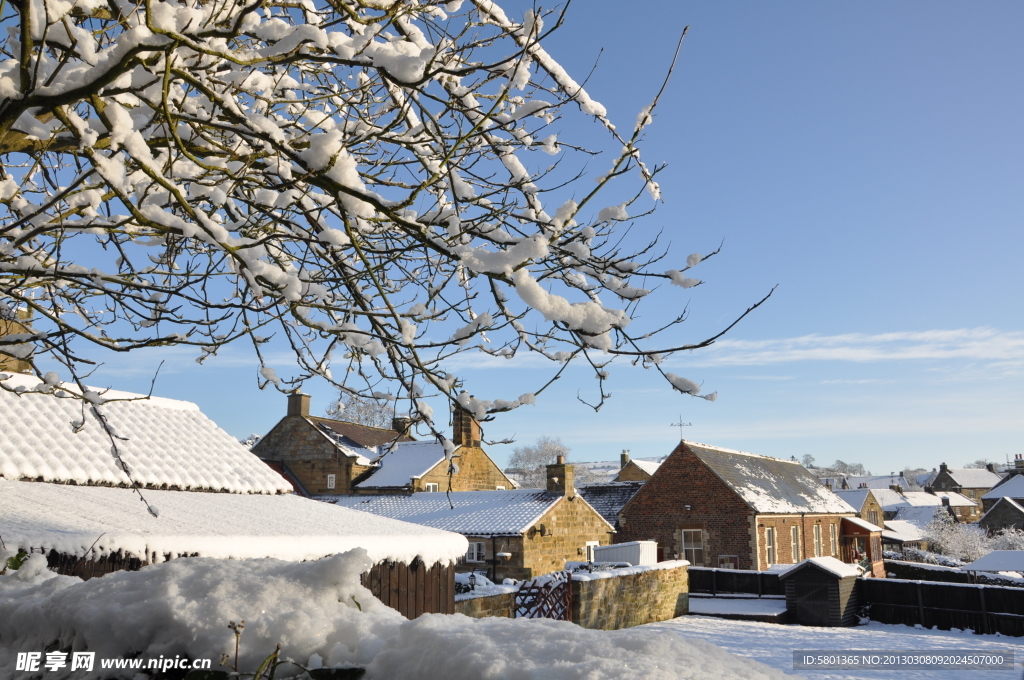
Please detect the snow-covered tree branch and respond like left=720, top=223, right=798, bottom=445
left=0, top=0, right=770, bottom=436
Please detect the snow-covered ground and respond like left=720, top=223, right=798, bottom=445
left=649, top=616, right=1021, bottom=680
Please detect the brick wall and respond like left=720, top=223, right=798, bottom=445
left=755, top=515, right=845, bottom=570
left=617, top=443, right=757, bottom=569
left=454, top=591, right=515, bottom=618
left=418, top=445, right=512, bottom=492
left=572, top=563, right=689, bottom=630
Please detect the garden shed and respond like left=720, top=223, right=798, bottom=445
left=779, top=557, right=863, bottom=627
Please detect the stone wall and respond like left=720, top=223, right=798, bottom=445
left=418, top=445, right=513, bottom=492
left=454, top=591, right=515, bottom=618
left=614, top=461, right=653, bottom=482
left=520, top=494, right=614, bottom=579
left=980, top=498, right=1024, bottom=532
left=572, top=563, right=689, bottom=630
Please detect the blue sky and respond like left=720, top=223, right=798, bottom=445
left=72, top=2, right=1024, bottom=473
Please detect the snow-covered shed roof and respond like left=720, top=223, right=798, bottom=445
left=983, top=474, right=1024, bottom=500
left=844, top=474, right=911, bottom=490
left=882, top=520, right=925, bottom=544
left=963, top=551, right=1024, bottom=573
left=354, top=441, right=451, bottom=489
left=842, top=516, right=882, bottom=532
left=832, top=489, right=871, bottom=512
left=578, top=482, right=646, bottom=526
left=942, top=468, right=1003, bottom=489
left=332, top=489, right=613, bottom=537
left=0, top=373, right=290, bottom=494
left=778, top=556, right=864, bottom=579
left=870, top=487, right=911, bottom=512
left=1, top=478, right=467, bottom=566
left=894, top=505, right=946, bottom=530
left=682, top=440, right=855, bottom=515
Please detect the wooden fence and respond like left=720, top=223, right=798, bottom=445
left=688, top=567, right=782, bottom=597
left=360, top=559, right=454, bottom=618
left=860, top=578, right=1024, bottom=636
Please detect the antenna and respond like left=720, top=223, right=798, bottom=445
left=670, top=415, right=692, bottom=441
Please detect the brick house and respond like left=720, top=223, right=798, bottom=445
left=332, top=458, right=614, bottom=581
left=0, top=373, right=466, bottom=617
left=254, top=393, right=511, bottom=495
left=930, top=463, right=1003, bottom=506
left=617, top=440, right=869, bottom=573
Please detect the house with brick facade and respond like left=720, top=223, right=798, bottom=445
left=254, top=393, right=512, bottom=495
left=0, top=372, right=467, bottom=617
left=616, top=440, right=880, bottom=574
left=332, top=458, right=614, bottom=581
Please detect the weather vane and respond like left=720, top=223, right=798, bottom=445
left=670, top=416, right=692, bottom=441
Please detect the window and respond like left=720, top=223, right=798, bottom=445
left=871, top=535, right=881, bottom=560
left=868, top=510, right=880, bottom=527
left=585, top=541, right=600, bottom=562
left=496, top=485, right=505, bottom=490
left=813, top=525, right=822, bottom=557
left=682, top=529, right=704, bottom=566
left=829, top=524, right=838, bottom=556
left=718, top=555, right=739, bottom=569
left=466, top=542, right=486, bottom=563
left=765, top=527, right=776, bottom=566
left=424, top=483, right=439, bottom=492
left=791, top=526, right=800, bottom=563
left=326, top=474, right=336, bottom=490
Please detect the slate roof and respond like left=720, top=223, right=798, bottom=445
left=682, top=440, right=855, bottom=515
left=0, top=373, right=290, bottom=494
left=882, top=520, right=924, bottom=544
left=1, top=478, right=466, bottom=566
left=832, top=489, right=871, bottom=512
left=306, top=416, right=414, bottom=449
left=983, top=474, right=1024, bottom=500
left=902, top=491, right=976, bottom=508
left=331, top=489, right=613, bottom=537
left=942, top=468, right=1003, bottom=489
left=844, top=474, right=911, bottom=490
left=354, top=441, right=450, bottom=489
left=893, top=505, right=947, bottom=530
left=578, top=482, right=646, bottom=527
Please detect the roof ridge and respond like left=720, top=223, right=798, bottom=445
left=682, top=439, right=798, bottom=464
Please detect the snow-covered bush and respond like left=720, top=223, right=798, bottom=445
left=0, top=0, right=769, bottom=433
left=924, top=511, right=990, bottom=563
left=991, top=528, right=1024, bottom=551
left=0, top=550, right=789, bottom=680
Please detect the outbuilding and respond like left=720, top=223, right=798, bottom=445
left=779, top=557, right=864, bottom=627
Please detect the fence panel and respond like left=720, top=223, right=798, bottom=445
left=688, top=568, right=782, bottom=597
left=861, top=579, right=1024, bottom=637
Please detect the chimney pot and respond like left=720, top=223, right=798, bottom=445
left=939, top=462, right=948, bottom=473
left=620, top=450, right=630, bottom=469
left=547, top=458, right=574, bottom=497
left=391, top=417, right=411, bottom=436
left=287, top=393, right=310, bottom=417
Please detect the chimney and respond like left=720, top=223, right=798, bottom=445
left=546, top=454, right=575, bottom=497
left=924, top=485, right=934, bottom=495
left=890, top=484, right=903, bottom=494
left=287, top=392, right=310, bottom=417
left=620, top=450, right=631, bottom=469
left=986, top=463, right=995, bottom=473
left=452, top=402, right=481, bottom=447
left=939, top=462, right=948, bottom=473
left=1015, top=455, right=1024, bottom=470
left=824, top=480, right=832, bottom=491
left=392, top=417, right=412, bottom=436
left=941, top=496, right=950, bottom=507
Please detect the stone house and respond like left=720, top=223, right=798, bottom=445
left=332, top=458, right=615, bottom=581
left=0, top=307, right=33, bottom=373
left=981, top=460, right=1024, bottom=514
left=616, top=440, right=861, bottom=572
left=578, top=481, right=646, bottom=531
left=903, top=490, right=979, bottom=523
left=930, top=463, right=1003, bottom=506
left=254, top=393, right=511, bottom=496
left=980, top=497, right=1024, bottom=534
left=841, top=474, right=911, bottom=492
left=613, top=451, right=662, bottom=482
left=0, top=373, right=467, bottom=617
left=833, top=489, right=885, bottom=527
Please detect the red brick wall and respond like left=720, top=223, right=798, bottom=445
left=617, top=443, right=757, bottom=569
left=755, top=515, right=845, bottom=570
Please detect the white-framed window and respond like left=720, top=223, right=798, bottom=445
left=868, top=510, right=880, bottom=527
left=829, top=523, right=838, bottom=556
left=765, top=527, right=777, bottom=566
left=718, top=555, right=739, bottom=569
left=584, top=540, right=600, bottom=562
left=424, top=483, right=439, bottom=492
left=791, top=526, right=800, bottom=563
left=466, top=542, right=486, bottom=563
left=813, top=525, right=822, bottom=557
left=496, top=485, right=506, bottom=490
left=326, top=474, right=336, bottom=490
left=682, top=529, right=704, bottom=566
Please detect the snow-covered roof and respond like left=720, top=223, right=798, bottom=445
left=682, top=440, right=855, bottom=515
left=310, top=424, right=377, bottom=465
left=844, top=475, right=911, bottom=490
left=0, top=373, right=291, bottom=494
left=916, top=470, right=938, bottom=487
left=778, top=556, right=864, bottom=579
left=354, top=440, right=450, bottom=488
left=981, top=497, right=1024, bottom=524
left=882, top=520, right=925, bottom=543
left=307, top=416, right=414, bottom=449
left=842, top=516, right=882, bottom=532
left=578, top=482, right=646, bottom=526
left=934, top=492, right=977, bottom=507
left=1, top=478, right=467, bottom=566
left=894, top=504, right=947, bottom=530
left=902, top=491, right=975, bottom=508
left=631, top=460, right=662, bottom=476
left=983, top=474, right=1024, bottom=500
left=942, top=468, right=1002, bottom=489
left=332, top=489, right=613, bottom=537
left=870, top=487, right=911, bottom=512
left=962, top=551, right=1024, bottom=573
left=832, top=489, right=870, bottom=511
